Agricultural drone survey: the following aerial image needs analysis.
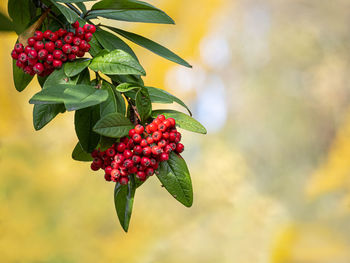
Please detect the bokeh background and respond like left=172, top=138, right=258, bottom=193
left=1, top=0, right=350, bottom=262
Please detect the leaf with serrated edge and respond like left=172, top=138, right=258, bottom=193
left=93, top=112, right=133, bottom=138
left=157, top=152, right=193, bottom=207
left=89, top=49, right=145, bottom=76
left=152, top=109, right=206, bottom=134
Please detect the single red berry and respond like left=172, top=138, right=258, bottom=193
left=141, top=157, right=151, bottom=167
left=123, top=159, right=133, bottom=169
left=145, top=168, right=154, bottom=177
left=140, top=139, right=148, bottom=147
left=33, top=63, right=44, bottom=74
left=169, top=132, right=176, bottom=142
left=120, top=168, right=128, bottom=177
left=46, top=54, right=54, bottom=64
left=158, top=123, right=167, bottom=132
left=111, top=169, right=119, bottom=179
left=136, top=171, right=147, bottom=181
left=72, top=20, right=80, bottom=28
left=11, top=50, right=18, bottom=59
left=123, top=149, right=133, bottom=159
left=163, top=119, right=171, bottom=128
left=88, top=24, right=96, bottom=33
left=134, top=124, right=144, bottom=134
left=18, top=52, right=28, bottom=62
left=162, top=132, right=169, bottom=139
left=164, top=145, right=172, bottom=153
left=149, top=123, right=157, bottom=132
left=28, top=58, right=38, bottom=66
left=159, top=153, right=169, bottom=162
left=73, top=37, right=81, bottom=46
left=45, top=41, right=55, bottom=53
left=128, top=129, right=136, bottom=138
left=79, top=40, right=88, bottom=50
left=58, top=28, right=67, bottom=37
left=146, top=125, right=151, bottom=134
left=53, top=60, right=62, bottom=68
left=119, top=177, right=129, bottom=185
left=106, top=147, right=116, bottom=157
left=151, top=146, right=162, bottom=156
left=153, top=118, right=161, bottom=126
left=114, top=154, right=124, bottom=164
left=158, top=139, right=167, bottom=148
left=117, top=143, right=126, bottom=152
left=132, top=134, right=142, bottom=143
left=62, top=44, right=72, bottom=54
left=157, top=115, right=165, bottom=122
left=34, top=31, right=43, bottom=41
left=77, top=50, right=85, bottom=57
left=75, top=27, right=85, bottom=37
left=64, top=35, right=73, bottom=44
left=133, top=145, right=143, bottom=155
left=111, top=160, right=119, bottom=169
left=48, top=32, right=58, bottom=42
left=16, top=60, right=24, bottom=68
left=24, top=66, right=35, bottom=75
left=175, top=132, right=182, bottom=143
left=24, top=46, right=32, bottom=54
left=83, top=24, right=90, bottom=32
left=105, top=166, right=112, bottom=175
left=104, top=173, right=112, bottom=181
left=176, top=143, right=184, bottom=153
left=85, top=32, right=93, bottom=42
left=152, top=162, right=159, bottom=170
left=43, top=30, right=52, bottom=39
left=68, top=54, right=76, bottom=61
left=27, top=37, right=36, bottom=46
left=38, top=49, right=48, bottom=60
left=71, top=45, right=80, bottom=54
left=91, top=163, right=99, bottom=171
left=14, top=43, right=24, bottom=53
left=169, top=143, right=176, bottom=150
left=55, top=40, right=63, bottom=49
left=146, top=136, right=154, bottom=144
left=127, top=139, right=134, bottom=148
left=168, top=118, right=176, bottom=127
left=128, top=166, right=137, bottom=174
left=28, top=50, right=38, bottom=59
left=91, top=149, right=100, bottom=158
left=53, top=50, right=63, bottom=59
left=152, top=131, right=162, bottom=142
left=132, top=155, right=141, bottom=164
left=142, top=146, right=152, bottom=156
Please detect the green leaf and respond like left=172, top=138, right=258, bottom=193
left=75, top=2, right=87, bottom=14
left=55, top=0, right=95, bottom=3
left=29, top=84, right=67, bottom=104
left=33, top=104, right=65, bottom=130
left=106, top=26, right=192, bottom=68
left=12, top=59, right=33, bottom=92
left=89, top=49, right=146, bottom=76
left=93, top=112, right=133, bottom=138
left=94, top=29, right=137, bottom=59
left=115, top=82, right=141, bottom=93
left=99, top=136, right=116, bottom=151
left=8, top=0, right=33, bottom=34
left=146, top=86, right=192, bottom=116
left=44, top=67, right=78, bottom=89
left=63, top=84, right=109, bottom=111
left=109, top=74, right=144, bottom=86
left=64, top=58, right=91, bottom=77
left=37, top=75, right=48, bottom=88
left=89, top=0, right=174, bottom=24
left=77, top=68, right=91, bottom=85
left=72, top=142, right=93, bottom=162
left=114, top=89, right=127, bottom=116
left=152, top=110, right=206, bottom=134
left=114, top=175, right=136, bottom=232
left=49, top=0, right=80, bottom=23
left=0, top=12, right=15, bottom=31
left=100, top=82, right=118, bottom=117
left=89, top=35, right=104, bottom=57
left=157, top=152, right=193, bottom=207
left=136, top=88, right=152, bottom=122
left=74, top=105, right=100, bottom=153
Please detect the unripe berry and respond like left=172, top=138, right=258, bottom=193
left=38, top=49, right=48, bottom=60
left=117, top=142, right=126, bottom=152
left=136, top=171, right=146, bottom=181
left=119, top=177, right=129, bottom=185
left=134, top=124, right=144, bottom=134
left=159, top=153, right=169, bottom=162
left=33, top=63, right=44, bottom=74
left=53, top=60, right=62, bottom=69
left=27, top=37, right=36, bottom=46
left=176, top=143, right=184, bottom=153
left=62, top=44, right=72, bottom=54
left=14, top=43, right=24, bottom=53
left=18, top=52, right=28, bottom=62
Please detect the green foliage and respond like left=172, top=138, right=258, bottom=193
left=9, top=0, right=206, bottom=231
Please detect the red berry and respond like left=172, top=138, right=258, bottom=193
left=55, top=40, right=63, bottom=49
left=123, top=149, right=133, bottom=159
left=73, top=37, right=81, bottom=46
left=85, top=32, right=93, bottom=42
left=159, top=153, right=169, bottom=162
left=72, top=20, right=80, bottom=28
left=27, top=37, right=36, bottom=46
left=75, top=27, right=85, bottom=37
left=106, top=147, right=116, bottom=157
left=175, top=132, right=182, bottom=143
left=176, top=143, right=184, bottom=153
left=33, top=63, right=44, bottom=74
left=152, top=131, right=162, bottom=142
left=24, top=66, right=34, bottom=75
left=53, top=60, right=62, bottom=69
left=111, top=160, right=119, bottom=169
left=79, top=40, right=88, bottom=50
left=168, top=118, right=176, bottom=127
left=45, top=41, right=55, bottom=53
left=146, top=125, right=151, bottom=134
left=28, top=50, right=37, bottom=59
left=128, top=129, right=136, bottom=137
left=14, top=43, right=24, bottom=53
left=117, top=142, right=126, bottom=152
left=77, top=50, right=85, bottom=57
left=28, top=58, right=38, bottom=66
left=24, top=46, right=32, bottom=54
left=46, top=54, right=54, bottom=64
left=48, top=32, right=58, bottom=42
left=11, top=50, right=18, bottom=59
left=114, top=154, right=124, bottom=164
left=157, top=115, right=165, bottom=122
left=142, top=146, right=152, bottom=156
left=141, top=157, right=151, bottom=167
left=149, top=123, right=157, bottom=132
left=133, top=145, right=143, bottom=155
left=151, top=146, right=162, bottom=156
left=145, top=168, right=154, bottom=177
left=62, top=44, right=72, bottom=54
left=136, top=171, right=146, bottom=181
left=43, top=30, right=52, bottom=39
left=123, top=159, right=133, bottom=168
left=140, top=139, right=148, bottom=147
left=169, top=132, right=176, bottom=142
left=132, top=155, right=141, bottom=164
left=64, top=35, right=73, bottom=44
left=68, top=54, right=76, bottom=61
left=153, top=119, right=161, bottom=126
left=16, top=60, right=24, bottom=68
left=111, top=169, right=119, bottom=179
left=18, top=52, right=28, bottom=62
left=58, top=28, right=67, bottom=37
left=91, top=163, right=99, bottom=171
left=158, top=139, right=167, bottom=148
left=162, top=132, right=169, bottom=139
left=38, top=49, right=48, bottom=60
left=71, top=45, right=79, bottom=54
left=164, top=145, right=172, bottom=153
left=134, top=124, right=144, bottom=134
left=119, top=177, right=129, bottom=185
left=88, top=24, right=96, bottom=33
left=53, top=50, right=63, bottom=59
left=163, top=119, right=171, bottom=128
left=132, top=134, right=142, bottom=143
left=169, top=143, right=176, bottom=151
left=158, top=123, right=167, bottom=132
left=146, top=136, right=154, bottom=144
left=34, top=31, right=43, bottom=41
left=105, top=166, right=112, bottom=175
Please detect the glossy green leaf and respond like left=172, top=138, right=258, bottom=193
left=89, top=49, right=146, bottom=76
left=0, top=12, right=15, bottom=31
left=8, top=0, right=33, bottom=34
left=116, top=82, right=141, bottom=93
left=72, top=142, right=93, bottom=162
left=146, top=86, right=192, bottom=116
left=157, top=152, right=193, bottom=207
left=114, top=175, right=136, bottom=232
left=55, top=0, right=95, bottom=3
left=152, top=110, right=206, bottom=134
left=136, top=88, right=152, bottom=122
left=44, top=67, right=79, bottom=88
left=63, top=84, right=109, bottom=111
left=106, top=26, right=192, bottom=68
left=33, top=104, right=65, bottom=131
left=29, top=84, right=68, bottom=104
left=64, top=58, right=91, bottom=77
left=93, top=112, right=133, bottom=138
left=75, top=2, right=87, bottom=14
left=49, top=0, right=80, bottom=23
left=110, top=74, right=144, bottom=86
left=89, top=35, right=104, bottom=57
left=99, top=136, right=116, bottom=151
left=89, top=0, right=174, bottom=24
left=94, top=29, right=137, bottom=59
left=12, top=60, right=33, bottom=92
left=75, top=105, right=100, bottom=153
left=100, top=82, right=118, bottom=117
left=77, top=68, right=91, bottom=85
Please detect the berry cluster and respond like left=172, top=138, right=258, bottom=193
left=11, top=21, right=96, bottom=77
left=90, top=115, right=184, bottom=184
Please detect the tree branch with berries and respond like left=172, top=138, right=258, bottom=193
left=5, top=0, right=206, bottom=232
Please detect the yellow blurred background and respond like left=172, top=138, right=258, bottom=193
left=2, top=0, right=350, bottom=262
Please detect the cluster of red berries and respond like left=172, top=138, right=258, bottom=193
left=11, top=21, right=96, bottom=77
left=90, top=115, right=184, bottom=184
